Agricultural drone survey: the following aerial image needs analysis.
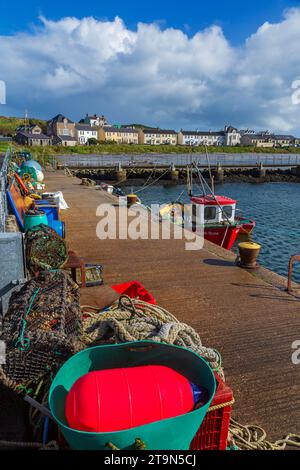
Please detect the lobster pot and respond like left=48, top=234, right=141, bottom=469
left=0, top=271, right=82, bottom=392
left=25, top=224, right=68, bottom=272
left=49, top=341, right=216, bottom=450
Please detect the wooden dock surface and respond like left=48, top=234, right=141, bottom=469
left=47, top=171, right=300, bottom=441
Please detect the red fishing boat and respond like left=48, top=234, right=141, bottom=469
left=159, top=195, right=241, bottom=250
left=235, top=215, right=256, bottom=234
left=159, top=162, right=256, bottom=251
left=188, top=163, right=256, bottom=249
left=189, top=194, right=241, bottom=250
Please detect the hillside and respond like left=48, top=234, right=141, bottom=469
left=122, top=123, right=153, bottom=129
left=0, top=116, right=47, bottom=136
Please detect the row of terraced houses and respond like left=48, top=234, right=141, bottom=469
left=13, top=113, right=300, bottom=148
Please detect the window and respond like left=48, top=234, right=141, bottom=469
left=63, top=129, right=69, bottom=136
left=204, top=206, right=216, bottom=220
left=223, top=206, right=233, bottom=218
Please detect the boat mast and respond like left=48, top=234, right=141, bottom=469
left=204, top=144, right=214, bottom=195
left=187, top=165, right=192, bottom=196
left=193, top=162, right=232, bottom=226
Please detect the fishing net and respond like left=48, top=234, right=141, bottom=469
left=25, top=224, right=68, bottom=272
left=18, top=166, right=38, bottom=182
left=0, top=270, right=83, bottom=393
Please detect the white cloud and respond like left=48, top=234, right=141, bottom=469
left=1, top=9, right=300, bottom=133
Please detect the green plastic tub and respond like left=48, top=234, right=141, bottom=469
left=49, top=341, right=216, bottom=450
left=24, top=212, right=48, bottom=232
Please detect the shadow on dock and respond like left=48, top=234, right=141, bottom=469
left=203, top=258, right=236, bottom=267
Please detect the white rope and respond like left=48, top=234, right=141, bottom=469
left=134, top=167, right=171, bottom=194
left=230, top=418, right=300, bottom=450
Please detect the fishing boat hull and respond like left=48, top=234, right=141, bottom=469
left=235, top=217, right=256, bottom=234
left=159, top=203, right=241, bottom=250
left=204, top=225, right=240, bottom=250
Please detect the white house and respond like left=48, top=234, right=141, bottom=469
left=142, top=129, right=177, bottom=145
left=178, top=130, right=225, bottom=146
left=80, top=114, right=108, bottom=127
left=224, top=126, right=241, bottom=146
left=75, top=124, right=99, bottom=145
left=178, top=126, right=241, bottom=147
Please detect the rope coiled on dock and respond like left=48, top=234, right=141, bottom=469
left=81, top=295, right=224, bottom=379
left=229, top=418, right=300, bottom=450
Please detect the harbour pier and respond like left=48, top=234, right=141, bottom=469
left=55, top=153, right=300, bottom=185
left=44, top=169, right=300, bottom=441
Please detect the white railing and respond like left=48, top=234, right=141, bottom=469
left=56, top=152, right=300, bottom=168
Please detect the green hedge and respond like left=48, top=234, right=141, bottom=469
left=13, top=142, right=300, bottom=156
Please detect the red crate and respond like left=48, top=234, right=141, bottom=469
left=190, top=373, right=234, bottom=450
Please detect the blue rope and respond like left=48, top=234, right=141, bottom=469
left=15, top=288, right=41, bottom=351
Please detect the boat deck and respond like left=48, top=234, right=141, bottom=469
left=44, top=171, right=300, bottom=440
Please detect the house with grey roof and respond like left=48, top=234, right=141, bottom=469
left=274, top=135, right=296, bottom=147
left=52, top=135, right=78, bottom=146
left=80, top=113, right=108, bottom=127
left=240, top=133, right=275, bottom=148
left=178, top=130, right=225, bottom=146
left=75, top=123, right=99, bottom=145
left=178, top=126, right=240, bottom=146
left=141, top=128, right=177, bottom=145
left=98, top=126, right=140, bottom=144
left=15, top=125, right=52, bottom=146
left=224, top=126, right=241, bottom=146
left=47, top=114, right=76, bottom=145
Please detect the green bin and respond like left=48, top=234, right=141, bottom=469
left=49, top=341, right=216, bottom=450
left=24, top=212, right=48, bottom=232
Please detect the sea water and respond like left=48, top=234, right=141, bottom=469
left=126, top=182, right=300, bottom=281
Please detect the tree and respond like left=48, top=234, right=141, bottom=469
left=87, top=137, right=98, bottom=145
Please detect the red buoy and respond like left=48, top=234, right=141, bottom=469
left=65, top=365, right=195, bottom=432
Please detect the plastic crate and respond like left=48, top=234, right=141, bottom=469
left=190, top=373, right=234, bottom=450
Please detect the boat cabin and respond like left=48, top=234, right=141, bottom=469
left=190, top=195, right=236, bottom=224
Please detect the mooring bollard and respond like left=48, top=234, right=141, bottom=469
left=115, top=163, right=127, bottom=182
left=169, top=164, right=179, bottom=182
left=238, top=241, right=261, bottom=269
left=214, top=163, right=224, bottom=183
left=127, top=194, right=139, bottom=207
left=259, top=163, right=266, bottom=179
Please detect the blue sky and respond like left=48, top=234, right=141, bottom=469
left=0, top=0, right=298, bottom=43
left=1, top=1, right=300, bottom=132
